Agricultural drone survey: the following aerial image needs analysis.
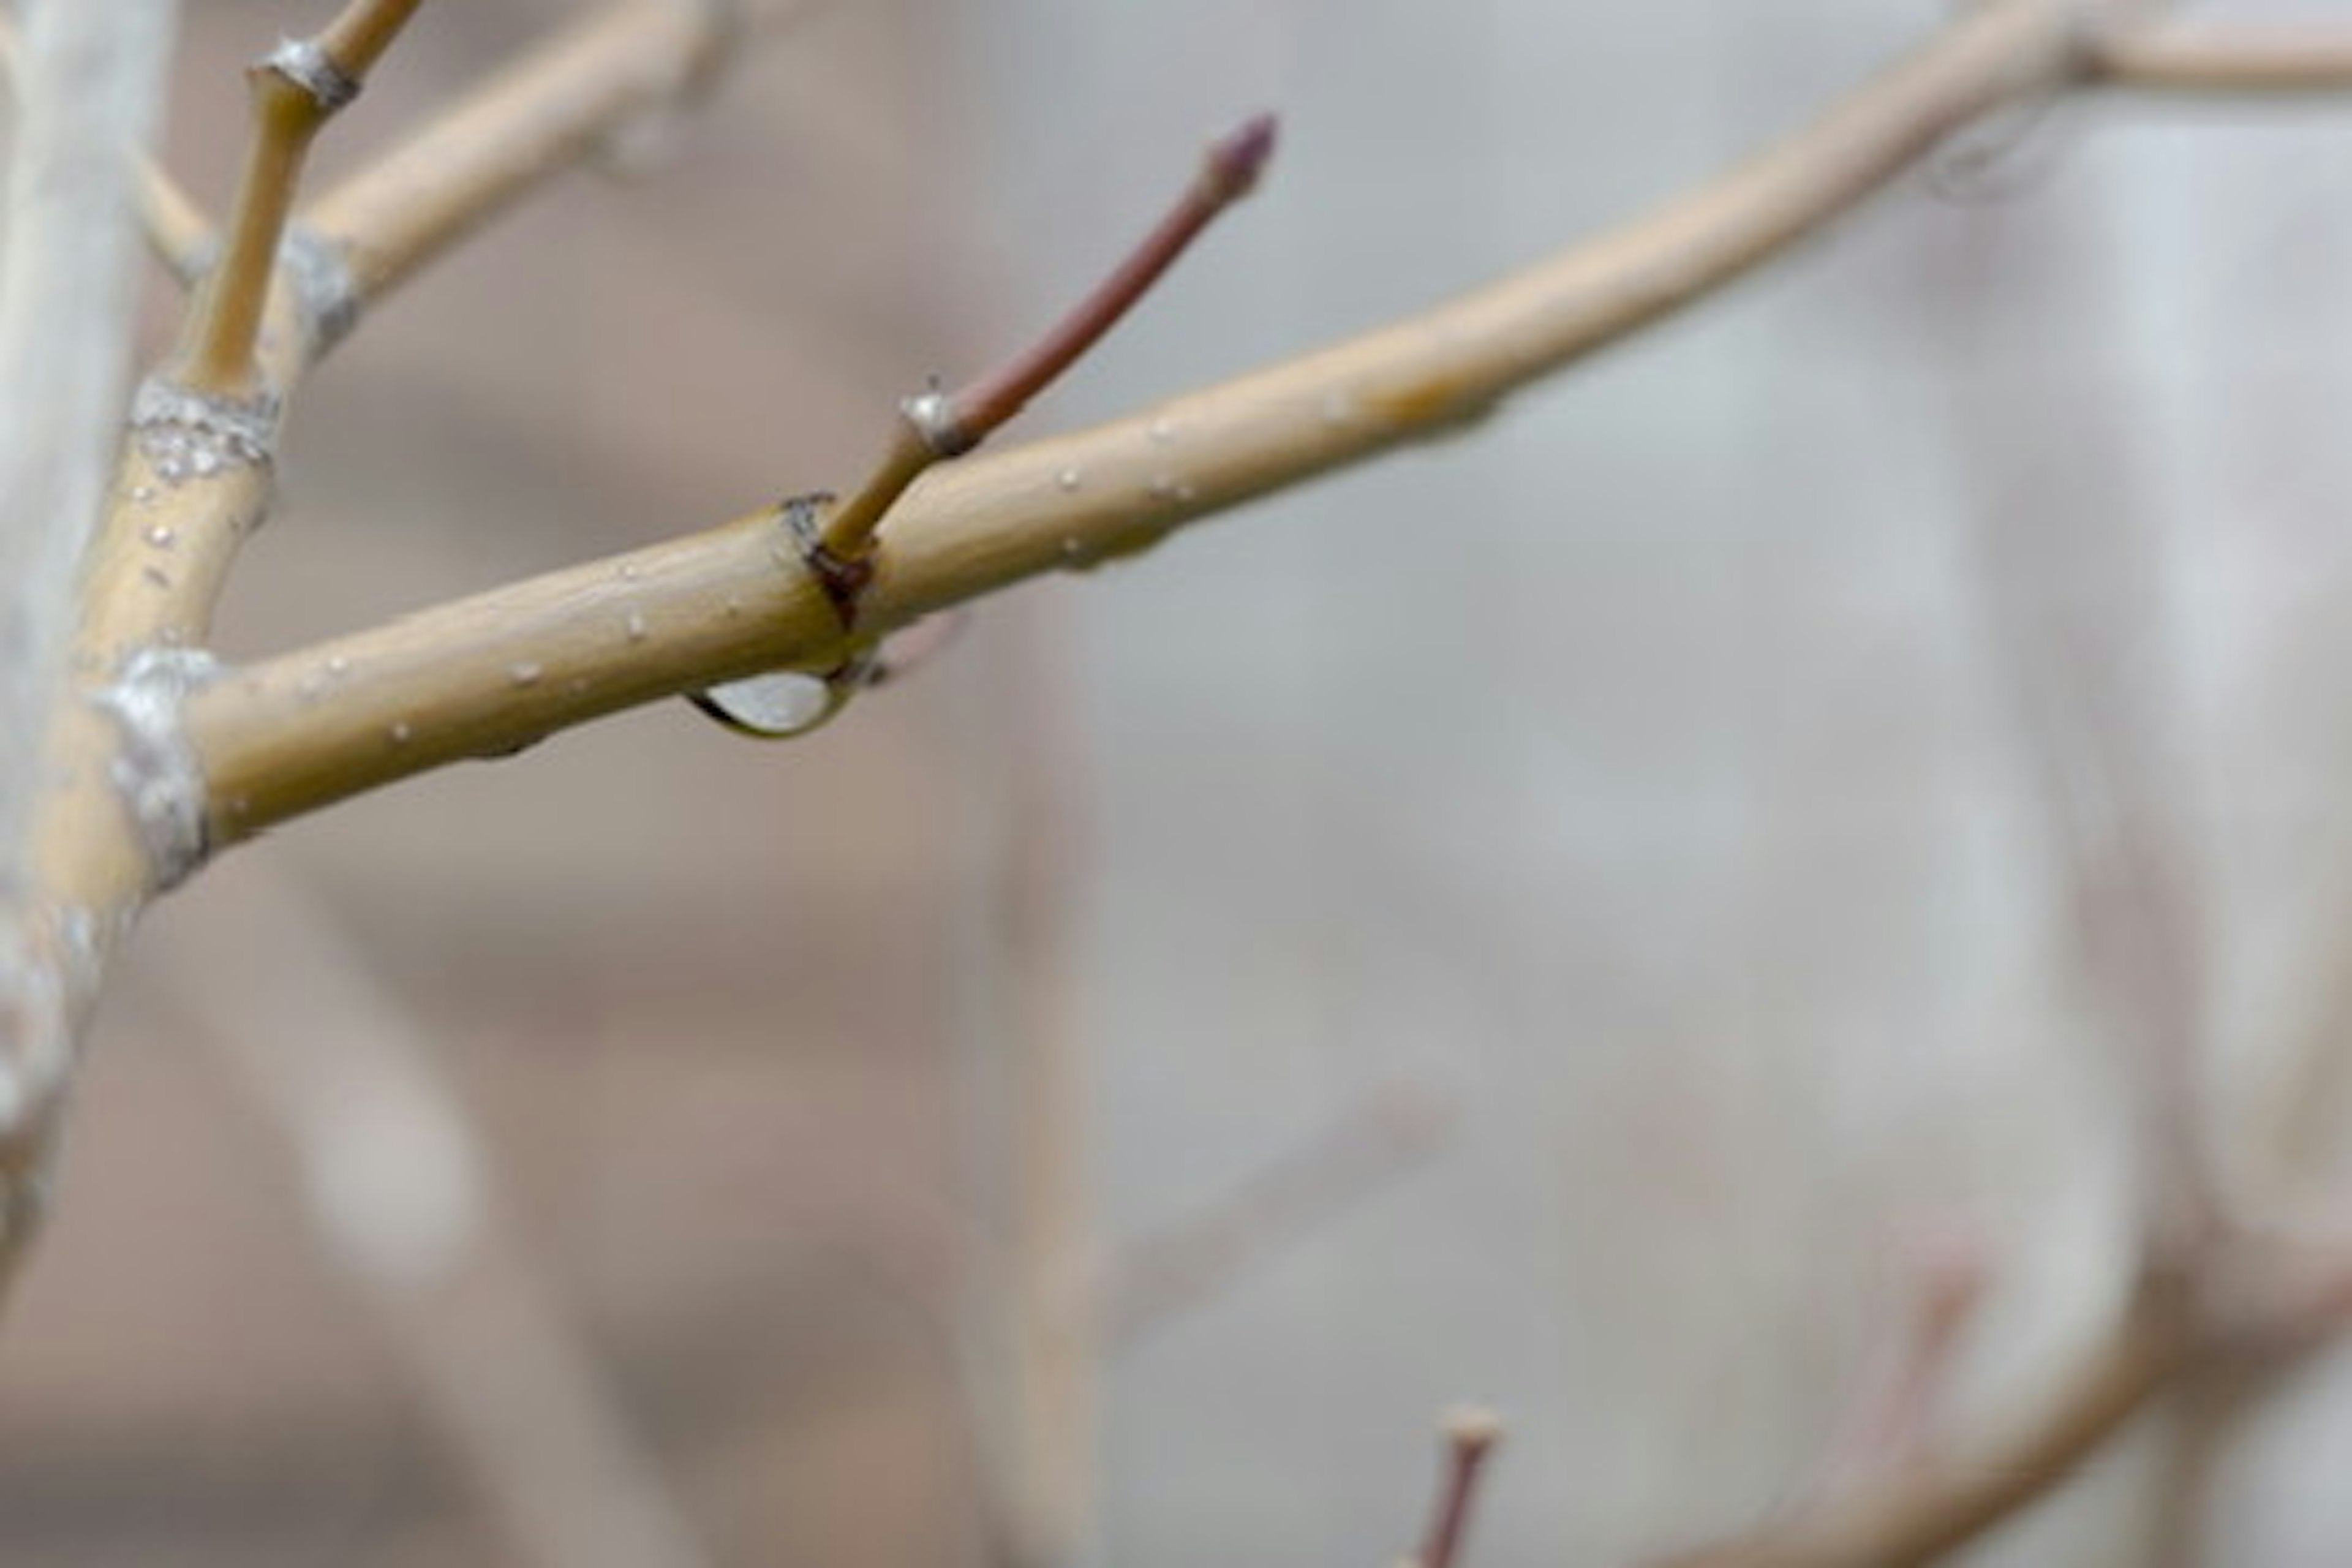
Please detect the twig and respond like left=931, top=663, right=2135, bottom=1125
left=187, top=0, right=2127, bottom=836
left=1413, top=1406, right=1504, bottom=1568
left=815, top=113, right=1278, bottom=567
left=148, top=865, right=712, bottom=1568
left=2092, top=24, right=2352, bottom=94
left=1095, top=1081, right=1451, bottom=1348
left=176, top=0, right=425, bottom=398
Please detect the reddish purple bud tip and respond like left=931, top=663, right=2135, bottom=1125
left=1202, top=111, right=1280, bottom=202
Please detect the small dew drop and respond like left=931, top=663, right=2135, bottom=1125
left=143, top=524, right=176, bottom=549
left=189, top=448, right=222, bottom=478
left=1058, top=537, right=1086, bottom=560
left=129, top=485, right=156, bottom=505
left=1055, top=468, right=1084, bottom=494
left=619, top=563, right=643, bottom=582
left=388, top=722, right=413, bottom=745
left=1174, top=481, right=1199, bottom=503
left=227, top=796, right=251, bottom=820
left=1146, top=475, right=1180, bottom=502
left=326, top=655, right=350, bottom=677
left=508, top=662, right=544, bottom=688
left=1321, top=390, right=1356, bottom=426
left=625, top=609, right=649, bottom=642
left=1149, top=418, right=1178, bottom=446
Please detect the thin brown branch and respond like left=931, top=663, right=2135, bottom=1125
left=187, top=0, right=2111, bottom=838
left=176, top=0, right=425, bottom=396
left=1414, top=1406, right=1503, bottom=1568
left=2092, top=25, right=2352, bottom=94
left=818, top=113, right=1278, bottom=562
left=301, top=0, right=811, bottom=333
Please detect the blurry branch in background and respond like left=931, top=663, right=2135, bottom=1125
left=2089, top=23, right=2352, bottom=94
left=1806, top=1232, right=1990, bottom=1501
left=0, top=0, right=179, bottom=1295
left=1091, top=1080, right=1453, bottom=1349
left=301, top=0, right=812, bottom=337
left=0, top=10, right=211, bottom=284
left=146, top=867, right=712, bottom=1568
left=1408, top=1406, right=1503, bottom=1568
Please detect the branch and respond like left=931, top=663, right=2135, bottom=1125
left=2092, top=24, right=2352, bottom=94
left=0, top=9, right=213, bottom=285
left=189, top=0, right=2114, bottom=837
left=0, top=0, right=179, bottom=1277
left=151, top=867, right=712, bottom=1568
left=301, top=0, right=812, bottom=337
left=176, top=0, right=426, bottom=397
left=1413, top=1407, right=1504, bottom=1568
left=1643, top=1290, right=2192, bottom=1568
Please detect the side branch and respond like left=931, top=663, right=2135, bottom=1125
left=189, top=0, right=2101, bottom=835
left=2091, top=24, right=2352, bottom=94
left=301, top=0, right=810, bottom=331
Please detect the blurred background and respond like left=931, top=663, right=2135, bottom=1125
left=10, top=0, right=2352, bottom=1562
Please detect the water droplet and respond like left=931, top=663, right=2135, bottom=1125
left=1149, top=418, right=1178, bottom=445
left=326, top=655, right=350, bottom=677
left=692, top=671, right=840, bottom=737
left=1056, top=468, right=1084, bottom=493
left=143, top=524, right=176, bottom=548
left=1174, top=481, right=1198, bottom=503
left=625, top=609, right=649, bottom=642
left=508, top=662, right=543, bottom=687
left=619, top=563, right=643, bottom=582
left=1147, top=475, right=1180, bottom=502
left=1058, top=537, right=1086, bottom=560
left=227, top=796, right=251, bottom=820
left=1321, top=390, right=1355, bottom=426
left=388, top=722, right=413, bottom=745
left=129, top=485, right=156, bottom=505
left=189, top=448, right=222, bottom=478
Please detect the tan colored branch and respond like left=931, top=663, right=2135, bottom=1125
left=176, top=0, right=424, bottom=396
left=301, top=0, right=810, bottom=332
left=2092, top=25, right=2352, bottom=94
left=188, top=0, right=2106, bottom=837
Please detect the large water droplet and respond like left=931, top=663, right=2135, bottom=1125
left=690, top=671, right=843, bottom=739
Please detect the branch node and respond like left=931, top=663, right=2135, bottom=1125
left=129, top=377, right=281, bottom=486
left=91, top=647, right=224, bottom=891
left=263, top=36, right=363, bottom=113
left=782, top=490, right=873, bottom=628
left=277, top=224, right=361, bottom=355
left=903, top=388, right=976, bottom=459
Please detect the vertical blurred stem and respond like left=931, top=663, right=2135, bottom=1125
left=0, top=0, right=178, bottom=1278
left=0, top=0, right=178, bottom=901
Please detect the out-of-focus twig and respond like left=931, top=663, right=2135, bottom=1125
left=148, top=864, right=712, bottom=1568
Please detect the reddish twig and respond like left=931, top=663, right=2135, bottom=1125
left=813, top=112, right=1278, bottom=569
left=1414, top=1406, right=1504, bottom=1568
